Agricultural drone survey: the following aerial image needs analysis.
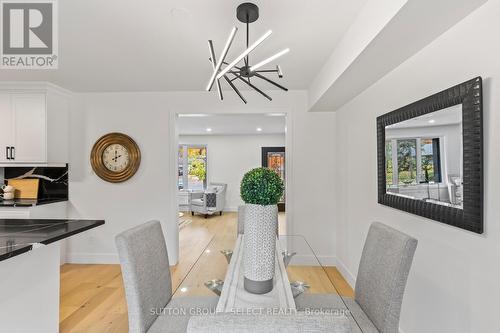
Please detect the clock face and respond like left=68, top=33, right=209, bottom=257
left=91, top=133, right=141, bottom=183
left=102, top=144, right=130, bottom=172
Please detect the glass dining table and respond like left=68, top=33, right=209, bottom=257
left=172, top=233, right=364, bottom=331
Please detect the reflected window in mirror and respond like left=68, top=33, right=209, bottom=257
left=386, top=138, right=443, bottom=186
left=384, top=105, right=463, bottom=209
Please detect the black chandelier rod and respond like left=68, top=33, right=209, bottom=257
left=253, top=73, right=288, bottom=91
left=233, top=74, right=272, bottom=101
left=224, top=75, right=247, bottom=104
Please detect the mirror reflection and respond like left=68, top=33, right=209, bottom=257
left=385, top=105, right=463, bottom=209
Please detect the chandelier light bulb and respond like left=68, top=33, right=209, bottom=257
left=250, top=48, right=290, bottom=72
left=206, top=26, right=238, bottom=91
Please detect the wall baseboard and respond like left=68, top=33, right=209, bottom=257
left=335, top=257, right=356, bottom=288
left=66, top=252, right=119, bottom=264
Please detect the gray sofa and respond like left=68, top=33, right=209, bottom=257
left=190, top=182, right=227, bottom=218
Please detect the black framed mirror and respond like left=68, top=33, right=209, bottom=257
left=377, top=77, right=483, bottom=233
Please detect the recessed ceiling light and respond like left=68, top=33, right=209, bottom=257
left=206, top=128, right=212, bottom=132
left=428, top=119, right=436, bottom=124
left=205, top=249, right=211, bottom=253
left=170, top=7, right=191, bottom=19
left=256, top=127, right=263, bottom=132
left=180, top=287, right=188, bottom=293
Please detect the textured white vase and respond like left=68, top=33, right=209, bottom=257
left=243, top=203, right=278, bottom=294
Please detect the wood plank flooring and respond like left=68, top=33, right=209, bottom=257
left=59, top=212, right=353, bottom=332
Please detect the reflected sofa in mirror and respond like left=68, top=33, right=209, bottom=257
left=377, top=77, right=483, bottom=233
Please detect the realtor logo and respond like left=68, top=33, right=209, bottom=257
left=1, top=0, right=58, bottom=69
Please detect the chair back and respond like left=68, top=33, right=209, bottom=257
left=115, top=220, right=172, bottom=333
left=354, top=222, right=417, bottom=333
left=209, top=182, right=227, bottom=211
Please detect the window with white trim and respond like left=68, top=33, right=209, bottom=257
left=386, top=137, right=442, bottom=186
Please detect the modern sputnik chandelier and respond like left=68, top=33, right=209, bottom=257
left=206, top=3, right=289, bottom=103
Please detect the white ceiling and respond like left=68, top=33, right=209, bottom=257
left=0, top=0, right=367, bottom=92
left=386, top=104, right=462, bottom=130
left=177, top=113, right=286, bottom=135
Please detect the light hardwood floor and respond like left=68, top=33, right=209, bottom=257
left=60, top=212, right=353, bottom=332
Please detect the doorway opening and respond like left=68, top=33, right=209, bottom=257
left=174, top=112, right=289, bottom=242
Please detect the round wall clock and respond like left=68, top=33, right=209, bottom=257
left=90, top=133, right=141, bottom=183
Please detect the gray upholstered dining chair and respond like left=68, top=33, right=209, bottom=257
left=295, top=222, right=418, bottom=333
left=187, top=313, right=352, bottom=333
left=115, top=220, right=219, bottom=333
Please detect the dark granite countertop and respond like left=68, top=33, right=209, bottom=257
left=0, top=198, right=68, bottom=207
left=0, top=219, right=104, bottom=261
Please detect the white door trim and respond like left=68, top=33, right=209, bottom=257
left=168, top=108, right=294, bottom=264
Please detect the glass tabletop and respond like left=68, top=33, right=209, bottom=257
left=172, top=232, right=365, bottom=331
left=279, top=235, right=347, bottom=296
left=172, top=233, right=354, bottom=309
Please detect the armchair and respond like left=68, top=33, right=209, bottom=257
left=190, top=182, right=227, bottom=218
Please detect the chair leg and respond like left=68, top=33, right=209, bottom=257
left=220, top=211, right=223, bottom=216
left=205, top=214, right=208, bottom=219
left=191, top=211, right=194, bottom=216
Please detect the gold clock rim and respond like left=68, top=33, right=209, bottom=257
left=90, top=132, right=141, bottom=183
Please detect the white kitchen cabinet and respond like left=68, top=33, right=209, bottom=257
left=0, top=94, right=14, bottom=163
left=0, top=84, right=70, bottom=166
left=12, top=94, right=47, bottom=163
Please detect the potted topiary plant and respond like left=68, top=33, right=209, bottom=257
left=240, top=167, right=284, bottom=294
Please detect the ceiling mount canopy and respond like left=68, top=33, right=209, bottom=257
left=236, top=2, right=259, bottom=23
left=206, top=2, right=290, bottom=104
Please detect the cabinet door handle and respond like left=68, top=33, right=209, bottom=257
left=5, top=147, right=10, bottom=160
left=11, top=147, right=15, bottom=160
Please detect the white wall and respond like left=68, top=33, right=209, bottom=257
left=66, top=90, right=336, bottom=266
left=334, top=1, right=499, bottom=332
left=180, top=134, right=286, bottom=211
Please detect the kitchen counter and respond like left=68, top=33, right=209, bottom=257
left=0, top=218, right=104, bottom=332
left=0, top=219, right=104, bottom=261
left=0, top=198, right=68, bottom=207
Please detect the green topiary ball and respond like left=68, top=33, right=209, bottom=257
left=240, top=167, right=284, bottom=206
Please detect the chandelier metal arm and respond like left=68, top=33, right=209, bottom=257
left=255, top=69, right=278, bottom=73
left=223, top=75, right=247, bottom=104
left=208, top=40, right=223, bottom=100
left=244, top=18, right=249, bottom=68
left=234, top=74, right=272, bottom=101
left=276, top=65, right=283, bottom=78
left=253, top=73, right=288, bottom=91
left=208, top=58, right=240, bottom=75
left=209, top=58, right=234, bottom=68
